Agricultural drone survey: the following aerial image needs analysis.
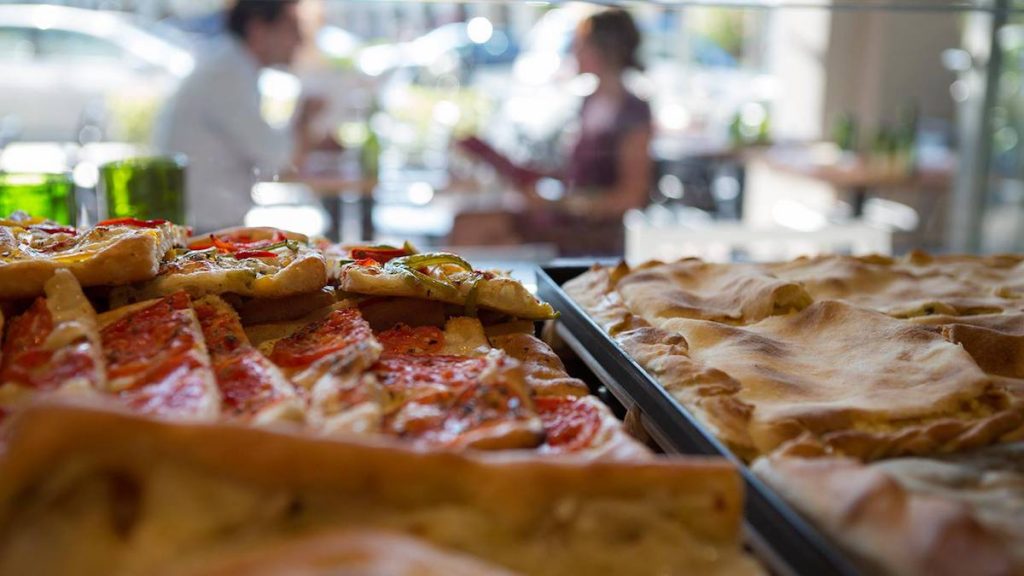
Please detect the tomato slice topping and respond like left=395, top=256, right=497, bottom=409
left=194, top=298, right=288, bottom=417
left=29, top=225, right=77, bottom=235
left=534, top=396, right=603, bottom=452
left=101, top=292, right=195, bottom=381
left=0, top=297, right=98, bottom=390
left=349, top=246, right=410, bottom=264
left=214, top=351, right=285, bottom=416
left=376, top=324, right=445, bottom=355
left=97, top=217, right=168, bottom=228
left=269, top=307, right=373, bottom=368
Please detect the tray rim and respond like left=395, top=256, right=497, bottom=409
left=538, top=263, right=861, bottom=576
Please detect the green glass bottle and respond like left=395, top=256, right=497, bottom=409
left=0, top=172, right=75, bottom=224
left=100, top=156, right=187, bottom=223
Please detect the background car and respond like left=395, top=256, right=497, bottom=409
left=0, top=4, right=194, bottom=144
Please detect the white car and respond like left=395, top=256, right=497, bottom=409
left=0, top=4, right=194, bottom=143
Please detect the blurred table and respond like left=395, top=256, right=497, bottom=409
left=759, top=145, right=952, bottom=217
left=292, top=173, right=376, bottom=242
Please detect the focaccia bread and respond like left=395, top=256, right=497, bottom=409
left=753, top=446, right=1024, bottom=576
left=110, top=227, right=328, bottom=303
left=0, top=401, right=761, bottom=576
left=566, top=260, right=1024, bottom=461
left=615, top=259, right=812, bottom=325
left=766, top=254, right=1020, bottom=318
left=910, top=313, right=1024, bottom=379
left=162, top=529, right=522, bottom=576
left=0, top=215, right=188, bottom=299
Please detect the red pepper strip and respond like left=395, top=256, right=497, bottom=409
left=354, top=258, right=380, bottom=267
left=271, top=230, right=287, bottom=243
left=211, top=235, right=237, bottom=253
left=234, top=250, right=277, bottom=259
left=97, top=217, right=168, bottom=228
left=30, top=225, right=77, bottom=235
left=349, top=247, right=409, bottom=263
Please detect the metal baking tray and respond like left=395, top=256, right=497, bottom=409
left=538, top=265, right=861, bottom=576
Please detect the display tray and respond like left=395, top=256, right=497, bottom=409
left=538, top=265, right=861, bottom=576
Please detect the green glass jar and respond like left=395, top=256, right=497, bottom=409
left=100, top=156, right=187, bottom=224
left=0, top=172, right=76, bottom=224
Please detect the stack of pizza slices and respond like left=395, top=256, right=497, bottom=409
left=567, top=253, right=1024, bottom=576
left=0, top=213, right=762, bottom=576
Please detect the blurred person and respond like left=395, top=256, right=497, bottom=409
left=155, top=0, right=328, bottom=233
left=457, top=8, right=652, bottom=255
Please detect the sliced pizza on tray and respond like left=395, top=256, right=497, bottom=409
left=110, top=227, right=328, bottom=304
left=97, top=291, right=220, bottom=419
left=332, top=243, right=557, bottom=320
left=0, top=269, right=105, bottom=416
left=243, top=296, right=646, bottom=457
left=192, top=295, right=304, bottom=424
left=0, top=214, right=188, bottom=299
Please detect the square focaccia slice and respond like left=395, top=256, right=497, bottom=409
left=0, top=215, right=188, bottom=299
left=0, top=400, right=759, bottom=576
left=332, top=244, right=556, bottom=320
left=753, top=447, right=1024, bottom=576
left=566, top=264, right=1024, bottom=462
left=98, top=292, right=219, bottom=419
left=110, top=227, right=327, bottom=304
left=0, top=270, right=105, bottom=417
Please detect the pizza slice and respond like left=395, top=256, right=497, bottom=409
left=110, top=227, right=328, bottom=304
left=333, top=244, right=556, bottom=320
left=373, top=349, right=544, bottom=450
left=373, top=319, right=648, bottom=457
left=0, top=269, right=105, bottom=415
left=0, top=214, right=188, bottom=299
left=191, top=295, right=304, bottom=424
left=98, top=292, right=219, bottom=419
left=264, top=305, right=384, bottom=433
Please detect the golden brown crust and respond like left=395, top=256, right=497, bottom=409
left=489, top=333, right=589, bottom=397
left=568, top=263, right=1024, bottom=462
left=753, top=453, right=1016, bottom=576
left=617, top=259, right=812, bottom=325
left=0, top=228, right=175, bottom=299
left=119, top=249, right=328, bottom=301
left=911, top=313, right=1024, bottom=379
left=339, top=265, right=557, bottom=320
left=162, top=529, right=522, bottom=576
left=766, top=254, right=1019, bottom=317
left=0, top=400, right=758, bottom=576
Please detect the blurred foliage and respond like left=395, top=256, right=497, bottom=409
left=107, top=94, right=162, bottom=144
left=687, top=8, right=745, bottom=60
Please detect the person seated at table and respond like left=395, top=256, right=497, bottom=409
left=155, top=0, right=330, bottom=233
left=456, top=8, right=653, bottom=256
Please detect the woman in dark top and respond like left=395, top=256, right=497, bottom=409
left=456, top=9, right=652, bottom=256
left=522, top=9, right=653, bottom=256
left=565, top=9, right=653, bottom=218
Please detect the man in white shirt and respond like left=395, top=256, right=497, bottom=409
left=155, top=0, right=324, bottom=233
